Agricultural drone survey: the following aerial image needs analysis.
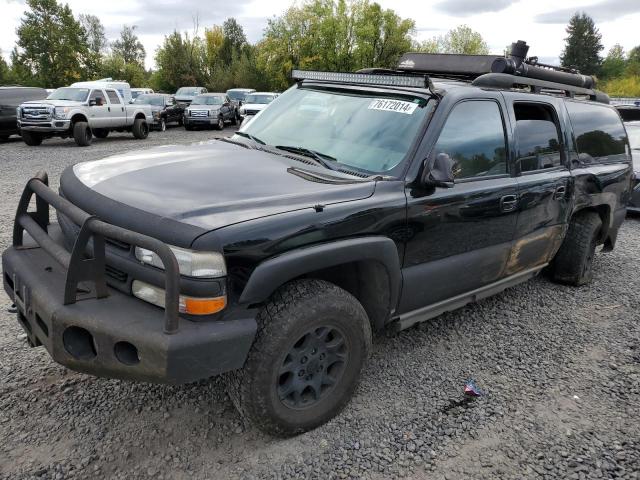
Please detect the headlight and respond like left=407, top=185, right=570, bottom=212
left=134, top=245, right=226, bottom=278
left=239, top=107, right=246, bottom=115
left=54, top=107, right=70, bottom=119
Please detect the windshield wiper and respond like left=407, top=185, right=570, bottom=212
left=234, top=131, right=266, bottom=146
left=274, top=145, right=338, bottom=170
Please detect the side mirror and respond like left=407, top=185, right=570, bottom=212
left=422, top=153, right=455, bottom=188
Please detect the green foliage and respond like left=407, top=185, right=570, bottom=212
left=12, top=0, right=92, bottom=87
left=78, top=14, right=107, bottom=79
left=600, top=44, right=626, bottom=80
left=415, top=25, right=489, bottom=55
left=112, top=25, right=146, bottom=67
left=257, top=0, right=415, bottom=90
left=0, top=51, right=10, bottom=84
left=560, top=12, right=603, bottom=75
left=99, top=53, right=148, bottom=86
left=153, top=31, right=205, bottom=92
left=601, top=76, right=640, bottom=97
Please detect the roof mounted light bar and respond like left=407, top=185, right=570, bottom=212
left=291, top=69, right=430, bottom=89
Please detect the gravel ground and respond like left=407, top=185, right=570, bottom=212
left=1, top=128, right=639, bottom=480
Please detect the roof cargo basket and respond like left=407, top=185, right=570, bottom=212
left=397, top=53, right=502, bottom=80
left=397, top=40, right=609, bottom=104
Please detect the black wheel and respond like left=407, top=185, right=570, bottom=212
left=231, top=112, right=238, bottom=126
left=178, top=116, right=184, bottom=126
left=225, top=279, right=371, bottom=436
left=158, top=118, right=166, bottom=132
left=216, top=116, right=224, bottom=130
left=21, top=131, right=43, bottom=146
left=0, top=135, right=9, bottom=142
left=185, top=124, right=193, bottom=131
left=132, top=118, right=149, bottom=139
left=93, top=128, right=109, bottom=139
left=73, top=122, right=92, bottom=147
left=552, top=211, right=602, bottom=286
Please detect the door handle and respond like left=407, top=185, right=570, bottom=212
left=500, top=194, right=518, bottom=212
left=554, top=185, right=566, bottom=200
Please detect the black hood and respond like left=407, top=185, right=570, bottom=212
left=61, top=140, right=375, bottom=245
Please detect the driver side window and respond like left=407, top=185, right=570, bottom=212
left=434, top=100, right=508, bottom=179
left=90, top=89, right=106, bottom=105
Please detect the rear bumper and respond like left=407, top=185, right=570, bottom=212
left=3, top=245, right=257, bottom=384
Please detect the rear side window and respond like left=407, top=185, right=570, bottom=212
left=433, top=100, right=507, bottom=179
left=566, top=101, right=628, bottom=163
left=106, top=90, right=121, bottom=104
left=514, top=103, right=564, bottom=172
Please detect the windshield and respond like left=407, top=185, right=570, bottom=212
left=245, top=94, right=275, bottom=104
left=227, top=90, right=250, bottom=101
left=176, top=87, right=199, bottom=96
left=47, top=88, right=89, bottom=102
left=192, top=95, right=224, bottom=106
left=237, top=86, right=431, bottom=174
left=134, top=94, right=164, bottom=106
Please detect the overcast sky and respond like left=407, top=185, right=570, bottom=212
left=1, top=0, right=639, bottom=70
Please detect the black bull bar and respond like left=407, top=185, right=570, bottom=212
left=12, top=171, right=181, bottom=334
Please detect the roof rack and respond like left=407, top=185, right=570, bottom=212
left=397, top=40, right=609, bottom=104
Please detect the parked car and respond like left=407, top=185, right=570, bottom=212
left=0, top=86, right=48, bottom=140
left=174, top=86, right=208, bottom=108
left=130, top=88, right=154, bottom=102
left=183, top=93, right=237, bottom=130
left=134, top=93, right=183, bottom=131
left=2, top=45, right=633, bottom=437
left=226, top=88, right=256, bottom=116
left=238, top=92, right=279, bottom=124
left=617, top=105, right=640, bottom=213
left=17, top=82, right=153, bottom=146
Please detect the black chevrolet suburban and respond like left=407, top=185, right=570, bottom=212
left=2, top=42, right=633, bottom=436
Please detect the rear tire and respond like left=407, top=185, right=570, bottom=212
left=552, top=211, right=602, bottom=286
left=224, top=279, right=371, bottom=436
left=93, top=129, right=109, bottom=139
left=132, top=118, right=149, bottom=139
left=73, top=121, right=92, bottom=147
left=21, top=131, right=43, bottom=146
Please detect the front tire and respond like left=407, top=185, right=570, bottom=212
left=552, top=211, right=602, bottom=286
left=132, top=118, right=149, bottom=139
left=21, top=131, right=43, bottom=146
left=158, top=118, right=166, bottom=132
left=73, top=122, right=92, bottom=147
left=225, top=279, right=371, bottom=436
left=216, top=116, right=224, bottom=130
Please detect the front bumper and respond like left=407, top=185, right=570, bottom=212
left=18, top=119, right=71, bottom=133
left=184, top=117, right=217, bottom=125
left=2, top=172, right=257, bottom=384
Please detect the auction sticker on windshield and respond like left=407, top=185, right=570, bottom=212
left=368, top=99, right=418, bottom=115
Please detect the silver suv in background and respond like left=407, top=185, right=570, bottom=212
left=239, top=92, right=279, bottom=125
left=17, top=84, right=153, bottom=146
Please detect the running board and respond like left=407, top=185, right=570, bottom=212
left=392, top=264, right=547, bottom=332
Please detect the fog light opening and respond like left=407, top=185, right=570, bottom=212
left=63, top=326, right=97, bottom=360
left=114, top=341, right=139, bottom=366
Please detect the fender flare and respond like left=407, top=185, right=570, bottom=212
left=238, top=236, right=401, bottom=311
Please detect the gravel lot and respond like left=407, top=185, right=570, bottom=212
left=1, top=127, right=639, bottom=480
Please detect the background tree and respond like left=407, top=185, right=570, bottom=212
left=220, top=18, right=247, bottom=65
left=415, top=25, right=489, bottom=54
left=153, top=31, right=204, bottom=92
left=112, top=25, right=146, bottom=66
left=11, top=0, right=91, bottom=87
left=600, top=44, right=626, bottom=80
left=100, top=53, right=147, bottom=86
left=560, top=12, right=603, bottom=75
left=78, top=14, right=107, bottom=78
left=0, top=51, right=10, bottom=84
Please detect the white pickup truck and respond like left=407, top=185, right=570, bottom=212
left=17, top=83, right=153, bottom=147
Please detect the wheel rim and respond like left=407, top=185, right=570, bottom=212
left=277, top=326, right=349, bottom=410
left=219, top=117, right=224, bottom=129
left=161, top=120, right=166, bottom=131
